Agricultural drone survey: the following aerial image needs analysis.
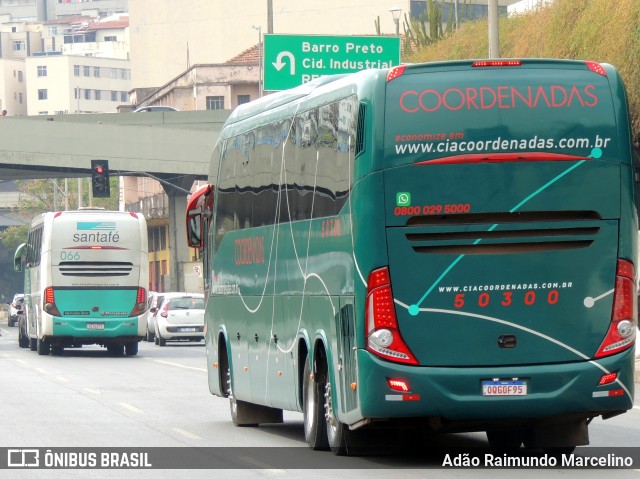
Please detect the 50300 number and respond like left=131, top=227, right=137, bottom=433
left=454, top=290, right=560, bottom=308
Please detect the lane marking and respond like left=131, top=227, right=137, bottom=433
left=56, top=376, right=70, bottom=383
left=172, top=428, right=202, bottom=440
left=83, top=388, right=101, bottom=395
left=151, top=359, right=207, bottom=372
left=119, top=402, right=144, bottom=414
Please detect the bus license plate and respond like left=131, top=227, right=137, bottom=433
left=180, top=327, right=196, bottom=332
left=87, top=323, right=105, bottom=330
left=482, top=380, right=527, bottom=396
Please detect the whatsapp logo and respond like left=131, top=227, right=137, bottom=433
left=396, top=192, right=411, bottom=207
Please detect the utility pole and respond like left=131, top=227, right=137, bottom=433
left=488, top=0, right=499, bottom=58
left=267, top=0, right=273, bottom=33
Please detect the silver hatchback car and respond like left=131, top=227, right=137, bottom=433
left=154, top=293, right=205, bottom=346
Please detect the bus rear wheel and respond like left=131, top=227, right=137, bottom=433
left=107, top=344, right=124, bottom=356
left=125, top=342, right=138, bottom=356
left=303, top=357, right=329, bottom=450
left=18, top=328, right=29, bottom=348
left=37, top=338, right=50, bottom=356
left=486, top=429, right=524, bottom=450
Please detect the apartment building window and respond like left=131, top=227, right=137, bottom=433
left=238, top=95, right=250, bottom=105
left=111, top=90, right=117, bottom=101
left=94, top=90, right=101, bottom=100
left=12, top=41, right=25, bottom=52
left=48, top=26, right=59, bottom=36
left=94, top=66, right=100, bottom=78
left=84, top=89, right=91, bottom=100
left=83, top=66, right=90, bottom=77
left=19, top=93, right=23, bottom=104
left=74, top=65, right=80, bottom=76
left=206, top=96, right=224, bottom=110
left=17, top=71, right=23, bottom=82
left=37, top=66, right=47, bottom=77
left=120, top=92, right=127, bottom=102
left=38, top=89, right=47, bottom=100
left=104, top=35, right=117, bottom=41
left=110, top=68, right=117, bottom=79
left=120, top=69, right=128, bottom=80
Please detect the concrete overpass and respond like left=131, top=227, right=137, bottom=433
left=0, top=110, right=230, bottom=291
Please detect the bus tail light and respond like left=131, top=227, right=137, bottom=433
left=128, top=287, right=147, bottom=317
left=471, top=60, right=522, bottom=68
left=365, top=267, right=418, bottom=365
left=594, top=259, right=637, bottom=358
left=43, top=286, right=62, bottom=317
left=386, top=65, right=406, bottom=82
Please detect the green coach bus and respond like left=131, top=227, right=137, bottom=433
left=187, top=59, right=637, bottom=454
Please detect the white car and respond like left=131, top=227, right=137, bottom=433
left=145, top=292, right=165, bottom=342
left=8, top=293, right=24, bottom=327
left=154, top=293, right=205, bottom=346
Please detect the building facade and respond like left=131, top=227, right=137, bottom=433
left=0, top=0, right=128, bottom=23
left=129, top=0, right=518, bottom=89
left=25, top=53, right=130, bottom=115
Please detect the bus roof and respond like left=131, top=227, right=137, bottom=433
left=225, top=74, right=349, bottom=126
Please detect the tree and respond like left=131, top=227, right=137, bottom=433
left=0, top=177, right=119, bottom=252
left=0, top=224, right=28, bottom=253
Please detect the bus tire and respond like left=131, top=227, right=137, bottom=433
left=226, top=366, right=283, bottom=427
left=18, top=328, right=29, bottom=348
left=107, top=344, right=124, bottom=356
left=29, top=338, right=37, bottom=351
left=158, top=336, right=166, bottom=347
left=486, top=429, right=524, bottom=450
left=125, top=342, right=139, bottom=356
left=37, top=338, right=50, bottom=356
left=303, top=356, right=329, bottom=450
left=324, top=379, right=349, bottom=455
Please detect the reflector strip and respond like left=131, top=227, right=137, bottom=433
left=414, top=152, right=590, bottom=166
left=592, top=390, right=625, bottom=398
left=385, top=394, right=421, bottom=401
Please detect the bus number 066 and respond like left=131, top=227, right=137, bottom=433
left=60, top=251, right=81, bottom=261
left=454, top=290, right=560, bottom=308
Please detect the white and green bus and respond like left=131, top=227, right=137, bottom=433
left=188, top=59, right=637, bottom=454
left=14, top=209, right=149, bottom=356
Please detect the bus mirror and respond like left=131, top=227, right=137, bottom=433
left=13, top=242, right=26, bottom=273
left=187, top=210, right=202, bottom=248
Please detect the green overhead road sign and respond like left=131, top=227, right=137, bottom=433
left=263, top=34, right=401, bottom=91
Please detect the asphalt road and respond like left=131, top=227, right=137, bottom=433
left=0, top=321, right=638, bottom=479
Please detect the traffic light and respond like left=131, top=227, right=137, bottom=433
left=91, top=159, right=110, bottom=198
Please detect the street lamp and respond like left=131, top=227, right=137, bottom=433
left=389, top=7, right=402, bottom=37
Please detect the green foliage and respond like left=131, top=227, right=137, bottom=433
left=397, top=1, right=473, bottom=53
left=402, top=0, right=640, bottom=152
left=14, top=178, right=119, bottom=220
left=0, top=224, right=28, bottom=253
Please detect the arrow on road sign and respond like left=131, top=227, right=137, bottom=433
left=272, top=51, right=296, bottom=75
